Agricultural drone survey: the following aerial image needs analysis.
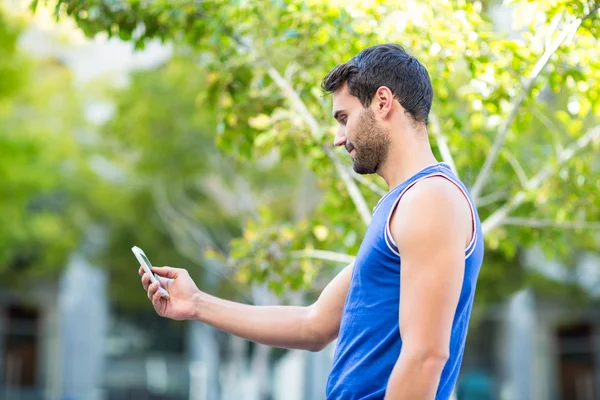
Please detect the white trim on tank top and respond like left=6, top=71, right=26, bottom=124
left=383, top=172, right=478, bottom=260
left=372, top=162, right=453, bottom=215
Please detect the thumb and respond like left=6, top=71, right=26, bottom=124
left=152, top=266, right=179, bottom=279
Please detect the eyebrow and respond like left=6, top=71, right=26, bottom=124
left=333, top=110, right=346, bottom=121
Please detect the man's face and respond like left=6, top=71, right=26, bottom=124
left=332, top=85, right=390, bottom=174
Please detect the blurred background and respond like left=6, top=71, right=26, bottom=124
left=0, top=0, right=599, bottom=399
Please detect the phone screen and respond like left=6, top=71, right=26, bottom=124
left=139, top=251, right=152, bottom=268
left=133, top=246, right=169, bottom=298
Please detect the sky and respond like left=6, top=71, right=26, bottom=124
left=6, top=0, right=172, bottom=86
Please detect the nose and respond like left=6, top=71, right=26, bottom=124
left=333, top=126, right=346, bottom=147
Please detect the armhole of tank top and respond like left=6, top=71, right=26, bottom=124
left=384, top=173, right=478, bottom=260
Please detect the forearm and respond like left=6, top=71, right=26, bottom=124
left=384, top=350, right=446, bottom=400
left=194, top=292, right=324, bottom=351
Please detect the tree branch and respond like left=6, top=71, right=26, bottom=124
left=351, top=170, right=387, bottom=197
left=477, top=191, right=510, bottom=207
left=290, top=249, right=355, bottom=265
left=504, top=151, right=528, bottom=188
left=327, top=151, right=373, bottom=225
left=232, top=36, right=372, bottom=226
left=153, top=186, right=213, bottom=255
left=152, top=185, right=244, bottom=289
left=263, top=63, right=372, bottom=225
left=429, top=113, right=459, bottom=177
left=482, top=124, right=600, bottom=234
left=531, top=104, right=563, bottom=159
left=470, top=13, right=588, bottom=201
left=582, top=3, right=600, bottom=23
left=502, top=218, right=600, bottom=230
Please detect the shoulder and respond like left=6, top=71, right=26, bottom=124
left=390, top=176, right=472, bottom=251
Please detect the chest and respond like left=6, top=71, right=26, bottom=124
left=344, top=204, right=403, bottom=310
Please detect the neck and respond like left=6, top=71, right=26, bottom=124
left=377, top=133, right=438, bottom=189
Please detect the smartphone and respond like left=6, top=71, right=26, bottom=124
left=132, top=246, right=170, bottom=298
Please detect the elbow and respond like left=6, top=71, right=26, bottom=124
left=418, top=349, right=449, bottom=374
left=307, top=342, right=326, bottom=352
left=305, top=323, right=335, bottom=352
left=307, top=334, right=332, bottom=352
left=422, top=350, right=449, bottom=368
left=405, top=345, right=449, bottom=372
left=305, top=306, right=336, bottom=352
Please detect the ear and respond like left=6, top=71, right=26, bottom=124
left=372, top=86, right=394, bottom=119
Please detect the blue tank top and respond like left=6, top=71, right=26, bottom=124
left=326, top=162, right=484, bottom=400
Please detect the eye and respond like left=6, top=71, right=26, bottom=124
left=340, top=116, right=348, bottom=125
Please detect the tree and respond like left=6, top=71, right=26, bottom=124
left=78, top=53, right=325, bottom=400
left=38, top=0, right=600, bottom=304
left=0, top=7, right=92, bottom=292
left=83, top=54, right=314, bottom=308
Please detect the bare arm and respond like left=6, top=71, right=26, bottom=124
left=142, top=263, right=352, bottom=352
left=384, top=178, right=472, bottom=399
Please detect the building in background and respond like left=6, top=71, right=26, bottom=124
left=1, top=2, right=600, bottom=400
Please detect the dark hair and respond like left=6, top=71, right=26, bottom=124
left=321, top=44, right=433, bottom=125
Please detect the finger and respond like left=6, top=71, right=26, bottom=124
left=152, top=287, right=164, bottom=311
left=141, top=273, right=151, bottom=291
left=157, top=276, right=173, bottom=290
left=147, top=282, right=158, bottom=300
left=152, top=266, right=179, bottom=279
left=138, top=266, right=144, bottom=277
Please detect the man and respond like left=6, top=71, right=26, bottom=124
left=140, top=43, right=484, bottom=399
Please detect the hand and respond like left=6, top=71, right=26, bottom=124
left=139, top=266, right=202, bottom=320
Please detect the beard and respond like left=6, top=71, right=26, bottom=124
left=346, top=108, right=390, bottom=175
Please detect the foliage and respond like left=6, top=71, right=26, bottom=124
left=0, top=8, right=90, bottom=289
left=31, top=0, right=600, bottom=302
left=82, top=55, right=312, bottom=305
